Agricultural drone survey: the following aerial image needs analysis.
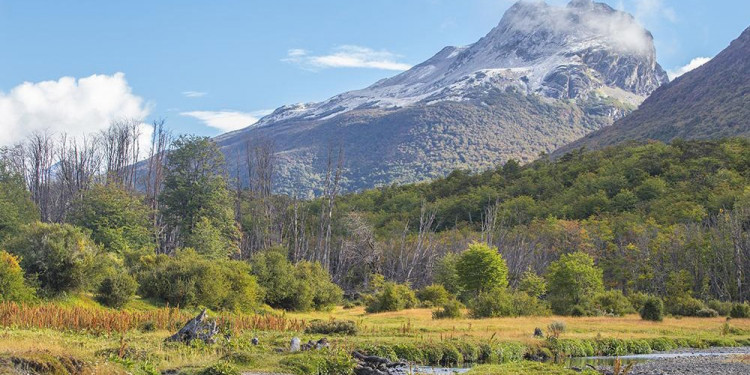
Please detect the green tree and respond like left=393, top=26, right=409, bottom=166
left=0, top=163, right=38, bottom=242
left=69, top=184, right=153, bottom=253
left=545, top=251, right=604, bottom=315
left=160, top=135, right=238, bottom=256
left=433, top=253, right=462, bottom=295
left=455, top=242, right=508, bottom=296
left=0, top=250, right=36, bottom=302
left=4, top=223, right=101, bottom=295
left=518, top=270, right=547, bottom=298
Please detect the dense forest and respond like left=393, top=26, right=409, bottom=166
left=1, top=122, right=748, bottom=320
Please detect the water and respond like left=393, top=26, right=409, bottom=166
left=402, top=349, right=750, bottom=374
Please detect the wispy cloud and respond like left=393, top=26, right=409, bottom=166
left=667, top=57, right=711, bottom=80
left=283, top=45, right=412, bottom=71
left=182, top=91, right=207, bottom=98
left=0, top=73, right=150, bottom=146
left=632, top=0, right=677, bottom=24
left=181, top=110, right=273, bottom=132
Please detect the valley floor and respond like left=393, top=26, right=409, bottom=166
left=1, top=302, right=749, bottom=374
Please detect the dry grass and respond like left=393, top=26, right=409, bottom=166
left=0, top=301, right=305, bottom=335
left=287, top=306, right=750, bottom=343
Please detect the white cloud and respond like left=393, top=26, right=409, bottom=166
left=633, top=0, right=677, bottom=24
left=0, top=73, right=150, bottom=147
left=283, top=45, right=412, bottom=71
left=182, top=91, right=207, bottom=98
left=667, top=57, right=711, bottom=80
left=181, top=110, right=273, bottom=132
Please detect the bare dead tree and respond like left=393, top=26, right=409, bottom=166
left=102, top=119, right=142, bottom=189
left=144, top=119, right=171, bottom=254
left=315, top=142, right=344, bottom=271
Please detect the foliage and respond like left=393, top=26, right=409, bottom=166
left=666, top=296, right=706, bottom=317
left=695, top=308, right=719, bottom=318
left=707, top=300, right=733, bottom=316
left=518, top=270, right=547, bottom=298
left=250, top=247, right=342, bottom=311
left=547, top=321, right=566, bottom=339
left=730, top=303, right=750, bottom=318
left=417, top=284, right=451, bottom=307
left=433, top=252, right=462, bottom=295
left=0, top=164, right=37, bottom=243
left=365, top=281, right=417, bottom=313
left=4, top=222, right=101, bottom=295
left=456, top=242, right=509, bottom=296
left=281, top=350, right=356, bottom=375
left=591, top=290, right=636, bottom=316
left=138, top=249, right=261, bottom=312
left=546, top=252, right=604, bottom=315
left=305, top=319, right=357, bottom=335
left=69, top=184, right=153, bottom=253
left=97, top=270, right=138, bottom=309
left=0, top=250, right=36, bottom=302
left=640, top=296, right=664, bottom=321
left=160, top=135, right=239, bottom=256
left=432, top=299, right=464, bottom=319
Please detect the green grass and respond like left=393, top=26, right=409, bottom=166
left=466, top=361, right=598, bottom=375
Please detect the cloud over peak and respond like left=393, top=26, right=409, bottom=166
left=181, top=110, right=273, bottom=132
left=283, top=45, right=412, bottom=71
left=667, top=57, right=711, bottom=80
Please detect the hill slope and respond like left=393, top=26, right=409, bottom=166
left=557, top=26, right=750, bottom=154
left=218, top=0, right=668, bottom=195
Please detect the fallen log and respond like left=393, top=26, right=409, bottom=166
left=165, top=309, right=219, bottom=344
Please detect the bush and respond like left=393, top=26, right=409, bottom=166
left=510, top=291, right=551, bottom=316
left=518, top=270, right=547, bottom=298
left=305, top=319, right=357, bottom=335
left=432, top=299, right=463, bottom=319
left=547, top=321, right=566, bottom=338
left=592, top=290, right=635, bottom=316
left=392, top=343, right=423, bottom=363
left=420, top=343, right=444, bottom=365
left=433, top=253, right=462, bottom=295
left=695, top=308, right=719, bottom=318
left=440, top=343, right=463, bottom=366
left=628, top=292, right=654, bottom=313
left=545, top=252, right=604, bottom=315
left=5, top=223, right=101, bottom=295
left=365, top=281, right=417, bottom=313
left=640, top=297, right=664, bottom=321
left=250, top=247, right=342, bottom=311
left=96, top=271, right=137, bottom=308
left=469, top=287, right=513, bottom=318
left=730, top=303, right=750, bottom=318
left=200, top=362, right=240, bottom=375
left=456, top=242, right=508, bottom=297
left=667, top=296, right=706, bottom=317
left=707, top=300, right=733, bottom=316
left=0, top=250, right=36, bottom=302
left=417, top=284, right=451, bottom=307
left=138, top=249, right=261, bottom=312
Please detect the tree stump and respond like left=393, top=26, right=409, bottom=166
left=165, top=309, right=219, bottom=344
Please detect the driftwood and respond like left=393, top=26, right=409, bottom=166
left=165, top=309, right=219, bottom=344
left=352, top=351, right=406, bottom=375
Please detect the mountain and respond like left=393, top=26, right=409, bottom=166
left=556, top=26, right=750, bottom=155
left=217, top=0, right=668, bottom=195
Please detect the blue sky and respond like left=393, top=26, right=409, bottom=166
left=0, top=0, right=748, bottom=145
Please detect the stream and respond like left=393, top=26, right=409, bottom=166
left=405, top=347, right=750, bottom=374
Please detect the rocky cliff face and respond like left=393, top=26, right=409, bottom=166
left=217, top=0, right=669, bottom=195
left=556, top=25, right=750, bottom=156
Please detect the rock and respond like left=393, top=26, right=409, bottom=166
left=316, top=338, right=330, bottom=350
left=251, top=337, right=259, bottom=345
left=290, top=337, right=301, bottom=352
left=534, top=327, right=544, bottom=337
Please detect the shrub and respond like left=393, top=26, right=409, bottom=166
left=420, top=343, right=444, bottom=365
left=667, top=296, right=706, bottom=317
left=707, top=300, right=732, bottom=316
left=510, top=291, right=551, bottom=316
left=365, top=281, right=417, bottom=313
left=305, top=319, right=357, bottom=335
left=545, top=252, right=604, bottom=315
left=433, top=253, right=462, bottom=295
left=570, top=305, right=587, bottom=317
left=730, top=303, right=750, bottom=318
left=592, top=290, right=635, bottom=316
left=640, top=297, right=664, bottom=321
left=628, top=292, right=652, bottom=313
left=452, top=341, right=478, bottom=363
left=200, top=362, right=240, bottom=375
left=5, top=223, right=101, bottom=295
left=440, top=343, right=463, bottom=366
left=392, top=343, right=423, bottom=363
left=469, top=287, right=513, bottom=318
left=518, top=270, right=547, bottom=298
left=649, top=337, right=676, bottom=351
left=417, top=284, right=451, bottom=307
left=547, top=321, right=566, bottom=338
left=0, top=250, right=36, bottom=302
left=432, top=299, right=464, bottom=319
left=695, top=308, right=719, bottom=318
left=250, top=247, right=342, bottom=311
left=97, top=271, right=138, bottom=308
left=138, top=249, right=261, bottom=312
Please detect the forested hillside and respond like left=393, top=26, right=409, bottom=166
left=2, top=127, right=748, bottom=315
